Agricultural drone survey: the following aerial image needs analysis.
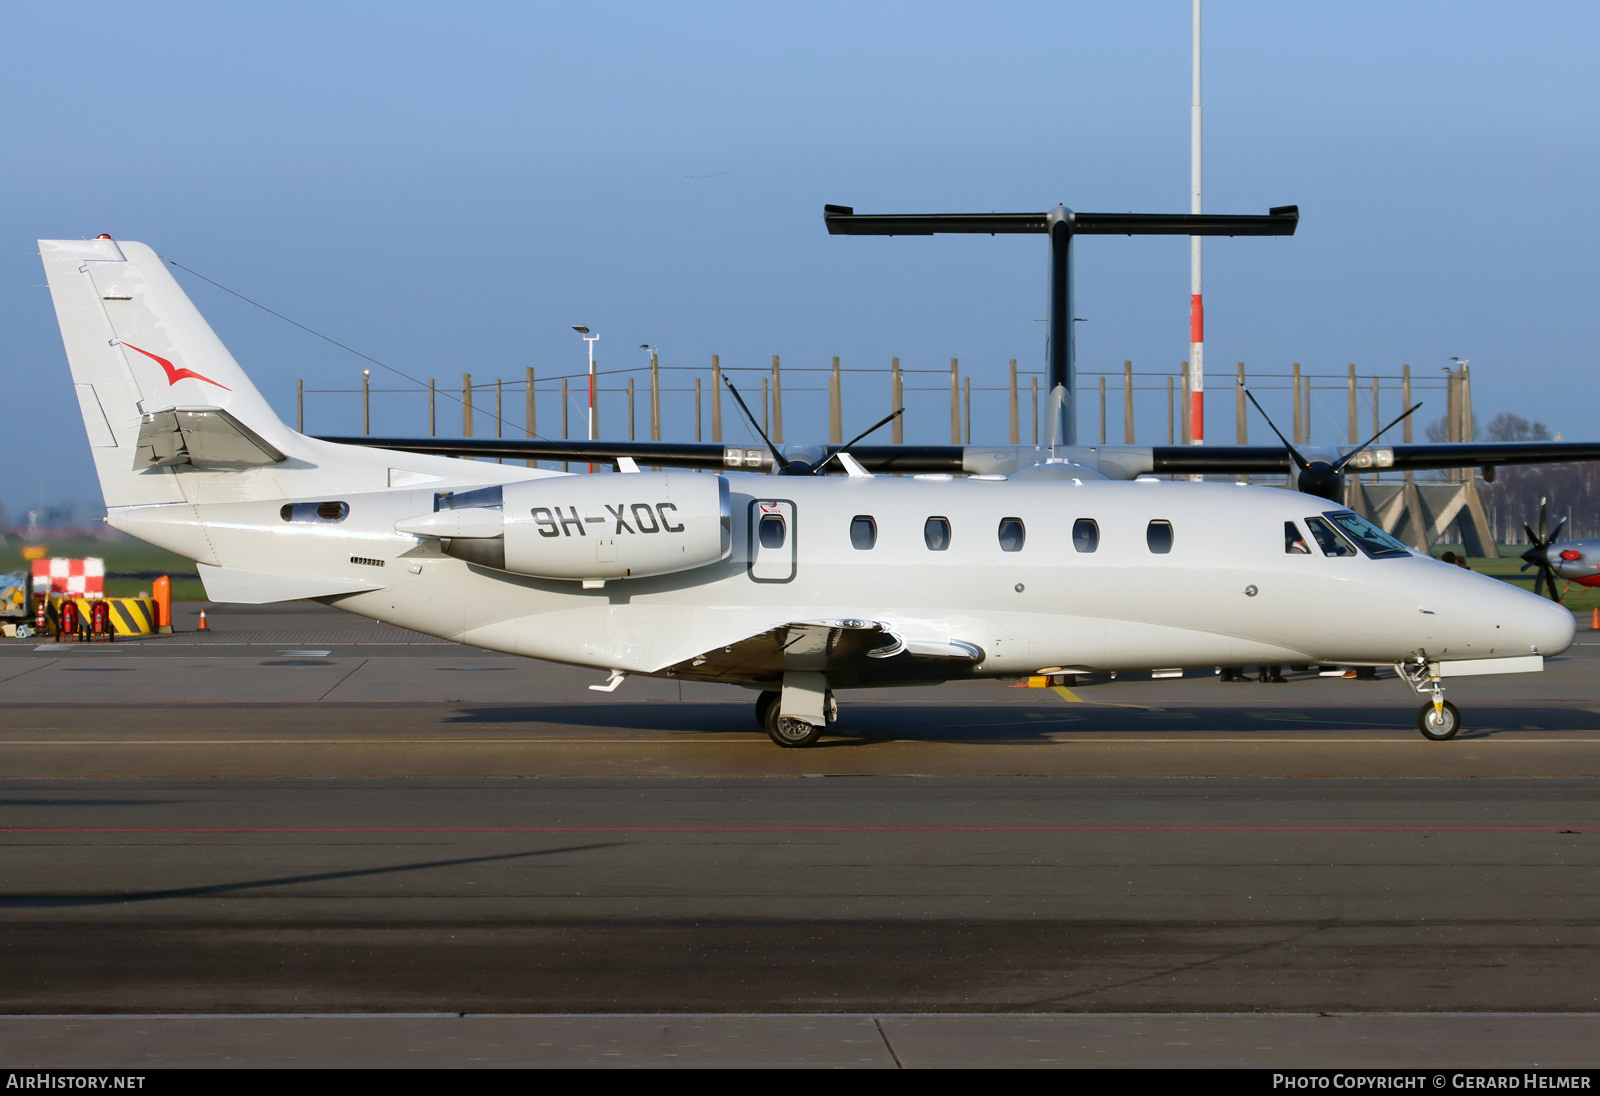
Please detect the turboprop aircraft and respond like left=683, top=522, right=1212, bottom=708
left=333, top=202, right=1600, bottom=498
left=1519, top=500, right=1600, bottom=601
left=40, top=236, right=1576, bottom=745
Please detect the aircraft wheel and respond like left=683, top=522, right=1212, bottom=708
left=755, top=690, right=780, bottom=729
left=765, top=702, right=822, bottom=748
left=1417, top=700, right=1461, bottom=741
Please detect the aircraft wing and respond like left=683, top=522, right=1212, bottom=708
left=317, top=435, right=965, bottom=473
left=1149, top=442, right=1600, bottom=475
left=320, top=434, right=1600, bottom=479
left=658, top=618, right=983, bottom=688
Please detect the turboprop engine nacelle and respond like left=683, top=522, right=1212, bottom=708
left=397, top=472, right=731, bottom=584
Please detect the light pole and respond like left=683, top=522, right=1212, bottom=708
left=573, top=326, right=599, bottom=471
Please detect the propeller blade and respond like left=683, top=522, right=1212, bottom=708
left=1542, top=562, right=1565, bottom=604
left=721, top=378, right=789, bottom=473
left=1523, top=523, right=1541, bottom=549
left=1548, top=518, right=1568, bottom=545
left=1238, top=380, right=1311, bottom=473
left=1538, top=497, right=1548, bottom=542
left=815, top=408, right=905, bottom=475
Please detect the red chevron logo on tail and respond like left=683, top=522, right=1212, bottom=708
left=121, top=342, right=231, bottom=391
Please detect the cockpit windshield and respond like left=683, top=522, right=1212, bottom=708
left=1304, top=516, right=1359, bottom=557
left=1323, top=510, right=1411, bottom=558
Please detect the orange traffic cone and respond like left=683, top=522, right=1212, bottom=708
left=197, top=609, right=209, bottom=631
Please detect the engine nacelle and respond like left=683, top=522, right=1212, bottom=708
left=401, top=473, right=731, bottom=584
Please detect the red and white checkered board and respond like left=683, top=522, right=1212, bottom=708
left=31, top=557, right=105, bottom=598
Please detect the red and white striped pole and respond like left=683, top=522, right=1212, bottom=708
left=1189, top=0, right=1205, bottom=446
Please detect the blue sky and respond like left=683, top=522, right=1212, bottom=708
left=5, top=1, right=1598, bottom=518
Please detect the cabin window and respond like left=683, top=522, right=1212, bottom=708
left=280, top=501, right=349, bottom=524
left=1325, top=511, right=1410, bottom=558
left=924, top=516, right=952, bottom=551
left=850, top=515, right=877, bottom=550
left=758, top=514, right=787, bottom=549
left=1304, top=516, right=1358, bottom=557
left=1285, top=521, right=1311, bottom=554
left=1146, top=520, right=1174, bottom=554
left=997, top=517, right=1025, bottom=552
left=1072, top=518, right=1099, bottom=554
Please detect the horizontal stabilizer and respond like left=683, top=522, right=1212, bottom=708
left=134, top=408, right=286, bottom=469
left=824, top=204, right=1298, bottom=237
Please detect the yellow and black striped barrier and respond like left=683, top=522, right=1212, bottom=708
left=49, top=596, right=158, bottom=638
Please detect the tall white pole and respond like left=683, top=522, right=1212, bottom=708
left=1189, top=0, right=1204, bottom=445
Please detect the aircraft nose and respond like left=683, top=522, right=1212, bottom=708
left=1516, top=591, right=1576, bottom=656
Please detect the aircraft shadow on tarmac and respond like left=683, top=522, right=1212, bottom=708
left=0, top=842, right=624, bottom=909
left=441, top=701, right=1599, bottom=743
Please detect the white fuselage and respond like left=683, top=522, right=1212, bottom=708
left=112, top=468, right=1576, bottom=688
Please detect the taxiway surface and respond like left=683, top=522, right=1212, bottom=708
left=3, top=603, right=1597, bottom=1067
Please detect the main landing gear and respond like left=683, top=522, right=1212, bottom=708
left=754, top=686, right=837, bottom=748
left=1399, top=658, right=1461, bottom=741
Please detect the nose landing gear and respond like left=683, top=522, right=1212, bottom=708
left=1398, top=657, right=1461, bottom=740
left=1418, top=699, right=1461, bottom=741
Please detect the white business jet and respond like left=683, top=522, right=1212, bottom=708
left=40, top=237, right=1574, bottom=746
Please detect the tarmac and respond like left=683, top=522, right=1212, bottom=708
left=2, top=602, right=1598, bottom=1068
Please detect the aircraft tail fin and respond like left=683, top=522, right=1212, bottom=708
left=39, top=237, right=305, bottom=508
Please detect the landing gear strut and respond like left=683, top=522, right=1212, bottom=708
left=1398, top=658, right=1462, bottom=741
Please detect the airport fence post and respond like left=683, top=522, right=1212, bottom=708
left=1008, top=360, right=1019, bottom=444
left=628, top=377, right=636, bottom=441
left=1292, top=363, right=1303, bottom=445
left=711, top=355, right=722, bottom=443
left=949, top=359, right=960, bottom=444
left=829, top=357, right=842, bottom=444
left=297, top=379, right=304, bottom=432
left=771, top=355, right=783, bottom=444
left=462, top=373, right=473, bottom=437
left=561, top=376, right=569, bottom=473
left=1180, top=361, right=1191, bottom=445
left=695, top=376, right=702, bottom=443
left=1236, top=363, right=1247, bottom=444
left=650, top=350, right=660, bottom=442
left=891, top=358, right=903, bottom=444
left=428, top=378, right=436, bottom=437
left=1347, top=363, right=1359, bottom=445
left=1303, top=368, right=1313, bottom=444
left=1031, top=376, right=1038, bottom=445
left=1099, top=376, right=1106, bottom=445
left=1371, top=376, right=1380, bottom=443
left=762, top=375, right=770, bottom=437
left=1402, top=364, right=1412, bottom=443
left=1124, top=361, right=1134, bottom=444
left=525, top=367, right=536, bottom=467
left=494, top=379, right=503, bottom=463
left=963, top=375, right=972, bottom=444
left=362, top=372, right=370, bottom=435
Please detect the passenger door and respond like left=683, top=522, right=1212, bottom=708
left=748, top=499, right=797, bottom=583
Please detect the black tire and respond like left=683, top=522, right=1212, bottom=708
left=1417, top=700, right=1461, bottom=741
left=764, top=700, right=822, bottom=748
left=755, top=690, right=780, bottom=729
